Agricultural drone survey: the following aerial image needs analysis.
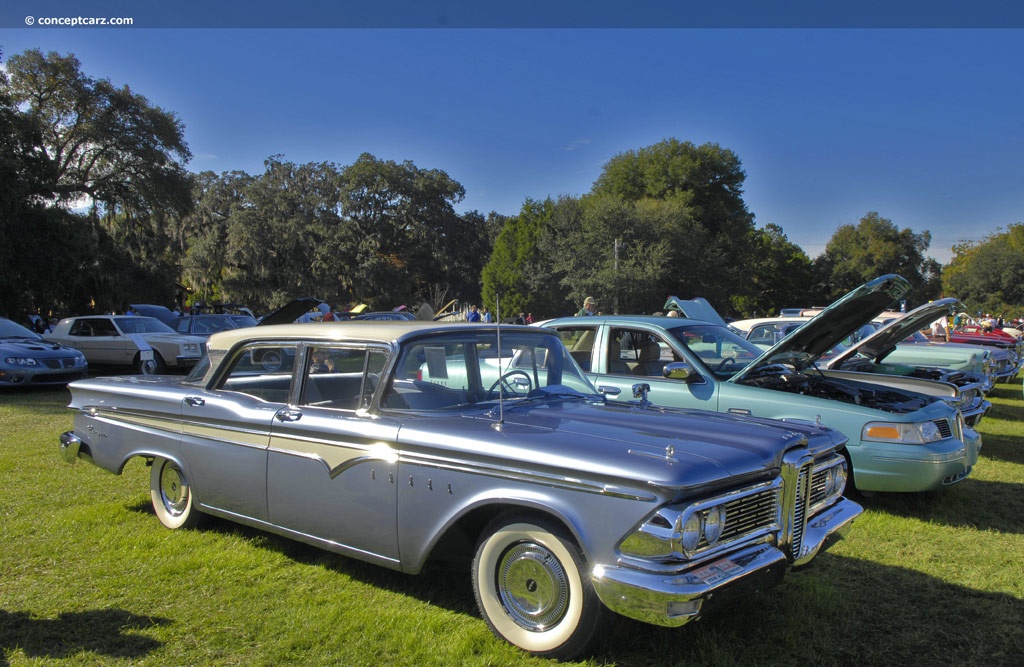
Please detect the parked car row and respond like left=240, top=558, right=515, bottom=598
left=59, top=319, right=860, bottom=659
left=542, top=276, right=982, bottom=495
left=730, top=297, right=996, bottom=427
left=49, top=275, right=1006, bottom=658
left=43, top=315, right=205, bottom=374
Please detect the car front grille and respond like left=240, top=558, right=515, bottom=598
left=43, top=358, right=79, bottom=369
left=789, top=460, right=812, bottom=561
left=698, top=486, right=779, bottom=549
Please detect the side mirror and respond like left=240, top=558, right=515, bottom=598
left=663, top=361, right=699, bottom=383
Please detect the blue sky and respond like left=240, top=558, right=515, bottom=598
left=2, top=4, right=1022, bottom=263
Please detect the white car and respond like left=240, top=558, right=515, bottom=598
left=45, top=315, right=205, bottom=373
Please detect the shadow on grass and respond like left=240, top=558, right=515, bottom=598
left=589, top=553, right=1024, bottom=667
left=857, top=477, right=1024, bottom=535
left=122, top=503, right=478, bottom=615
left=0, top=609, right=169, bottom=667
left=135, top=508, right=1024, bottom=666
left=0, top=385, right=71, bottom=416
left=978, top=432, right=1024, bottom=466
left=124, top=505, right=1023, bottom=667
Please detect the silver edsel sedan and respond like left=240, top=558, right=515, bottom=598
left=59, top=322, right=861, bottom=658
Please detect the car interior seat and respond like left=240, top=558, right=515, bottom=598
left=633, top=341, right=664, bottom=376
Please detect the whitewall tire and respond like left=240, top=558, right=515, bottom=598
left=471, top=515, right=605, bottom=659
left=150, top=457, right=201, bottom=529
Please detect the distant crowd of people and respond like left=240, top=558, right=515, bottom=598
left=465, top=304, right=531, bottom=324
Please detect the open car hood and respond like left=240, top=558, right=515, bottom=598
left=731, top=274, right=913, bottom=380
left=663, top=296, right=730, bottom=327
left=826, top=297, right=963, bottom=368
left=130, top=304, right=176, bottom=325
left=259, top=296, right=326, bottom=325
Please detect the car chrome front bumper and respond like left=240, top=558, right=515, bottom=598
left=591, top=497, right=862, bottom=627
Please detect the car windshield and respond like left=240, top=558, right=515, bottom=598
left=115, top=317, right=176, bottom=334
left=663, top=324, right=765, bottom=378
left=229, top=315, right=258, bottom=327
left=381, top=330, right=596, bottom=410
left=0, top=318, right=40, bottom=339
left=193, top=315, right=249, bottom=334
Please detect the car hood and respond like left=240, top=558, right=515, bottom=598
left=130, top=304, right=177, bottom=325
left=259, top=297, right=326, bottom=325
left=663, top=296, right=730, bottom=327
left=731, top=274, right=913, bottom=379
left=139, top=332, right=205, bottom=345
left=0, top=337, right=82, bottom=358
left=398, top=398, right=845, bottom=492
left=826, top=297, right=963, bottom=367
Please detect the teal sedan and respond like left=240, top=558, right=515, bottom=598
left=543, top=275, right=981, bottom=494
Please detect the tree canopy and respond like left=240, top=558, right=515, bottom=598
left=4, top=48, right=1014, bottom=323
left=813, top=212, right=941, bottom=306
left=943, top=224, right=1024, bottom=318
left=178, top=155, right=495, bottom=313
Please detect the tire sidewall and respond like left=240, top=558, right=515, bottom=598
left=136, top=350, right=166, bottom=375
left=150, top=457, right=199, bottom=529
left=472, top=519, right=592, bottom=658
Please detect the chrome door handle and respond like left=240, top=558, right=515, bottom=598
left=275, top=409, right=302, bottom=422
left=184, top=396, right=205, bottom=407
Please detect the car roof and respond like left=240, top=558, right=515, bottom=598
left=205, top=321, right=545, bottom=352
left=730, top=317, right=809, bottom=332
left=544, top=314, right=712, bottom=327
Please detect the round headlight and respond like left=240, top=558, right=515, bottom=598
left=834, top=465, right=848, bottom=495
left=703, top=506, right=726, bottom=545
left=680, top=512, right=703, bottom=552
left=824, top=468, right=836, bottom=496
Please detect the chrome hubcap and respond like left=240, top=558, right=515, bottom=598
left=160, top=464, right=188, bottom=516
left=497, top=542, right=569, bottom=631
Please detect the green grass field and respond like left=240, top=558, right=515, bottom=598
left=1, top=383, right=1022, bottom=666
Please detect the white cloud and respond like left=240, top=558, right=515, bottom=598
left=564, top=137, right=591, bottom=151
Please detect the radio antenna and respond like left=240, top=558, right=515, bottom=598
left=494, top=293, right=505, bottom=429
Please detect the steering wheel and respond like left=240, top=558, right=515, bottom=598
left=715, top=357, right=739, bottom=373
left=487, top=370, right=534, bottom=397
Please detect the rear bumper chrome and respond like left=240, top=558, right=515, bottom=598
left=59, top=431, right=90, bottom=464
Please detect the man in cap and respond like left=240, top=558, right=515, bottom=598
left=576, top=296, right=597, bottom=317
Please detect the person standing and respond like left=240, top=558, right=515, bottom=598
left=576, top=296, right=597, bottom=317
left=481, top=307, right=493, bottom=323
left=466, top=305, right=481, bottom=322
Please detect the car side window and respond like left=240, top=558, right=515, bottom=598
left=301, top=346, right=387, bottom=411
left=552, top=327, right=596, bottom=371
left=608, top=328, right=676, bottom=378
left=94, top=319, right=119, bottom=336
left=69, top=320, right=92, bottom=336
left=748, top=325, right=779, bottom=347
left=381, top=341, right=473, bottom=410
left=218, top=343, right=298, bottom=403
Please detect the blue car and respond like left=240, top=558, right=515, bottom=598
left=0, top=317, right=88, bottom=386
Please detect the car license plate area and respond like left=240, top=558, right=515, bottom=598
left=692, top=558, right=743, bottom=585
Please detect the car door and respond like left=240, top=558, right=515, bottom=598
left=69, top=317, right=131, bottom=365
left=179, top=341, right=300, bottom=522
left=552, top=323, right=720, bottom=410
left=265, top=344, right=401, bottom=565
